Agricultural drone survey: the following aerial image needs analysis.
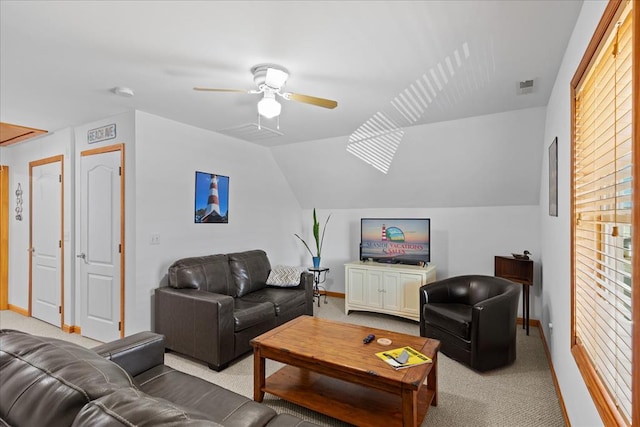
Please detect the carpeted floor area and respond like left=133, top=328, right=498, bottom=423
left=0, top=297, right=565, bottom=426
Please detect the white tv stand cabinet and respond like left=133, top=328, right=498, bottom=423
left=344, top=261, right=437, bottom=322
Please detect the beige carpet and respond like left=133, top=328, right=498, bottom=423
left=0, top=298, right=565, bottom=426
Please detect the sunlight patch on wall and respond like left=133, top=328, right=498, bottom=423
left=346, top=116, right=404, bottom=173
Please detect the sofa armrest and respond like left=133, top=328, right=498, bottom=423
left=419, top=281, right=454, bottom=337
left=419, top=279, right=451, bottom=306
left=154, top=287, right=235, bottom=369
left=92, top=332, right=165, bottom=377
left=301, top=270, right=313, bottom=292
left=472, top=283, right=521, bottom=324
left=298, top=272, right=314, bottom=316
left=471, top=284, right=521, bottom=351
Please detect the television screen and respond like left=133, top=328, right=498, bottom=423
left=360, top=218, right=430, bottom=265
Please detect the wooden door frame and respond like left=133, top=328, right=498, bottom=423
left=0, top=165, right=8, bottom=310
left=80, top=144, right=125, bottom=338
left=28, top=155, right=64, bottom=328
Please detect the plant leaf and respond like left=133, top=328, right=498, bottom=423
left=312, top=208, right=320, bottom=255
left=318, top=213, right=331, bottom=256
left=298, top=208, right=331, bottom=258
left=294, top=234, right=314, bottom=258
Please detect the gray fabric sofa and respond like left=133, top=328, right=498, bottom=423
left=155, top=249, right=314, bottom=371
left=0, top=329, right=318, bottom=426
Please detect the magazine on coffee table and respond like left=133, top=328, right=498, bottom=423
left=375, top=346, right=432, bottom=370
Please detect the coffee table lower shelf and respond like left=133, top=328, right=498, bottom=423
left=263, top=365, right=434, bottom=427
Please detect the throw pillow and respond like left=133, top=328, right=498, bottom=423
left=266, top=265, right=307, bottom=287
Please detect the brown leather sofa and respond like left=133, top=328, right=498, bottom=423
left=419, top=275, right=521, bottom=372
left=155, top=250, right=314, bottom=371
left=0, top=329, right=318, bottom=427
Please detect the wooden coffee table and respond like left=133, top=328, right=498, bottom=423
left=251, top=315, right=440, bottom=427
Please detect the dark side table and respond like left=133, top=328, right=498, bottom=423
left=308, top=267, right=329, bottom=307
left=494, top=256, right=534, bottom=335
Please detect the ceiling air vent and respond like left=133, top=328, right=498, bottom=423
left=518, top=79, right=534, bottom=95
left=217, top=123, right=283, bottom=143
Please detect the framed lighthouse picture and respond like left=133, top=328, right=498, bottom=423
left=194, top=171, right=229, bottom=223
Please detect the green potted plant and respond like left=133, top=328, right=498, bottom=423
left=295, top=208, right=331, bottom=268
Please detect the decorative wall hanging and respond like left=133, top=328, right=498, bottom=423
left=87, top=123, right=116, bottom=144
left=15, top=183, right=23, bottom=221
left=194, top=171, right=229, bottom=223
left=549, top=137, right=558, bottom=217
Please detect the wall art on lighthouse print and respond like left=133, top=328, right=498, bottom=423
left=194, top=171, right=229, bottom=223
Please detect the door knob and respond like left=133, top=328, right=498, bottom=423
left=76, top=253, right=88, bottom=264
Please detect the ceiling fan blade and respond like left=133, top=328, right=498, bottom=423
left=193, top=87, right=249, bottom=93
left=285, top=92, right=338, bottom=109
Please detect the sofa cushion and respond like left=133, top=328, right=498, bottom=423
left=233, top=299, right=277, bottom=332
left=136, top=365, right=278, bottom=427
left=240, top=288, right=308, bottom=317
left=228, top=250, right=270, bottom=297
left=72, top=387, right=222, bottom=426
left=266, top=265, right=307, bottom=287
left=0, top=329, right=134, bottom=427
left=423, top=303, right=473, bottom=340
left=168, top=254, right=236, bottom=296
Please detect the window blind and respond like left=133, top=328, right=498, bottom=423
left=572, top=1, right=634, bottom=425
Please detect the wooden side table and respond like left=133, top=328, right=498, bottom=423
left=494, top=256, right=534, bottom=335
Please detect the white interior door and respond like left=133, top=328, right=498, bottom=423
left=31, top=159, right=62, bottom=326
left=80, top=149, right=122, bottom=342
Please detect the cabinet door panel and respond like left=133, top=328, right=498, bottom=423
left=400, top=273, right=424, bottom=316
left=365, top=270, right=384, bottom=308
left=347, top=268, right=367, bottom=306
left=383, top=273, right=401, bottom=311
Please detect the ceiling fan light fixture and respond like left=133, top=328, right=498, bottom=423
left=195, top=64, right=337, bottom=125
left=257, top=92, right=281, bottom=118
left=265, top=67, right=289, bottom=89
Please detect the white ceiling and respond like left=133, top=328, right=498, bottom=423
left=1, top=1, right=583, bottom=148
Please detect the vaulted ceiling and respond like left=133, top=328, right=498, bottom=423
left=1, top=1, right=583, bottom=148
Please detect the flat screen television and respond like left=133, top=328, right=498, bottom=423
left=360, top=218, right=431, bottom=265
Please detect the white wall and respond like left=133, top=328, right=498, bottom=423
left=2, top=128, right=74, bottom=323
left=2, top=110, right=303, bottom=337
left=304, top=205, right=541, bottom=319
left=131, top=111, right=303, bottom=334
left=539, top=1, right=607, bottom=425
left=276, top=106, right=547, bottom=319
left=272, top=107, right=546, bottom=210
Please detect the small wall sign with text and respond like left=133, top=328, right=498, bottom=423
left=88, top=124, right=116, bottom=144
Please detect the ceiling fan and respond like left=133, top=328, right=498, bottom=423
left=194, top=64, right=338, bottom=121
